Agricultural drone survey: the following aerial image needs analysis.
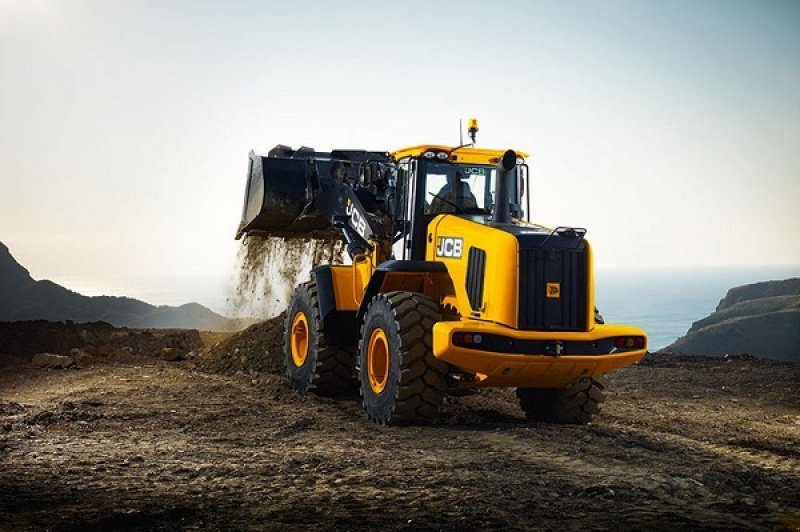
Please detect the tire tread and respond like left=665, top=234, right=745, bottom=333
left=517, top=376, right=608, bottom=424
left=358, top=291, right=446, bottom=425
left=284, top=280, right=354, bottom=396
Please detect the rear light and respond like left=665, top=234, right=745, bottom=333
left=453, top=333, right=483, bottom=347
left=614, top=336, right=646, bottom=350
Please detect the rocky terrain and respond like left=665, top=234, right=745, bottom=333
left=664, top=278, right=800, bottom=364
left=0, top=242, right=251, bottom=332
left=1, top=318, right=799, bottom=531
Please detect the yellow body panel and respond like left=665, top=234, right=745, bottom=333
left=328, top=265, right=359, bottom=311
left=353, top=255, right=373, bottom=306
left=432, top=321, right=647, bottom=388
left=434, top=215, right=598, bottom=330
left=391, top=145, right=529, bottom=165
left=585, top=240, right=597, bottom=329
left=425, top=215, right=601, bottom=330
left=426, top=215, right=519, bottom=327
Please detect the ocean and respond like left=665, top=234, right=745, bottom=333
left=595, top=266, right=800, bottom=349
left=53, top=265, right=800, bottom=351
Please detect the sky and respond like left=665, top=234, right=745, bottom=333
left=1, top=0, right=799, bottom=289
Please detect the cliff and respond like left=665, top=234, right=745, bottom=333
left=0, top=242, right=248, bottom=331
left=662, top=278, right=800, bottom=364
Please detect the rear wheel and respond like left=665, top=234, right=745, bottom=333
left=284, top=280, right=354, bottom=395
left=517, top=376, right=608, bottom=424
left=358, top=292, right=447, bottom=425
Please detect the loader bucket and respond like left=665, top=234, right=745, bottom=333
left=236, top=150, right=330, bottom=239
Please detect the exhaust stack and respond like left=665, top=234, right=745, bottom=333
left=492, top=149, right=517, bottom=225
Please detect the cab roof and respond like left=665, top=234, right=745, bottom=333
left=391, top=145, right=529, bottom=165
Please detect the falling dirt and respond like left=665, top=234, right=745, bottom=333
left=227, top=235, right=344, bottom=320
left=1, top=319, right=799, bottom=531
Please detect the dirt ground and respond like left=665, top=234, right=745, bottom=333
left=1, top=323, right=799, bottom=531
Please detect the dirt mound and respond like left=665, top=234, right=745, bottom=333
left=196, top=313, right=287, bottom=375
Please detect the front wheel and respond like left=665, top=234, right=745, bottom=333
left=358, top=292, right=447, bottom=425
left=517, top=376, right=608, bottom=424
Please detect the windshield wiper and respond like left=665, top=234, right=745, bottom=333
left=428, top=192, right=492, bottom=215
left=428, top=192, right=464, bottom=213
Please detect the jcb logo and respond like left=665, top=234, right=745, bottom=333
left=463, top=166, right=486, bottom=176
left=345, top=200, right=367, bottom=238
left=546, top=282, right=561, bottom=299
left=436, top=237, right=463, bottom=258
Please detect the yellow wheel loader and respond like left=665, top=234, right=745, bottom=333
left=236, top=123, right=647, bottom=425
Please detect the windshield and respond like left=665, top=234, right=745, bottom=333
left=423, top=161, right=519, bottom=215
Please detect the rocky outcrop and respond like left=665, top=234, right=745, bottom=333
left=0, top=242, right=251, bottom=331
left=663, top=278, right=800, bottom=364
left=0, top=320, right=204, bottom=366
left=715, top=278, right=800, bottom=311
left=31, top=352, right=74, bottom=369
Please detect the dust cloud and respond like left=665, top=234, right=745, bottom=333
left=227, top=235, right=345, bottom=319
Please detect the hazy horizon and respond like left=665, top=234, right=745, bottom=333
left=4, top=235, right=797, bottom=348
left=2, top=0, right=799, bottom=282
left=27, top=255, right=800, bottom=349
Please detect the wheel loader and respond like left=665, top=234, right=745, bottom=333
left=236, top=120, right=647, bottom=425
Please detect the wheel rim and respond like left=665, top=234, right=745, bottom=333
left=290, top=312, right=309, bottom=367
left=367, top=328, right=390, bottom=394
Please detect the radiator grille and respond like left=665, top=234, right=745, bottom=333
left=518, top=246, right=587, bottom=331
left=466, top=247, right=487, bottom=311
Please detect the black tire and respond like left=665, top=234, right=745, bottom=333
left=358, top=292, right=447, bottom=425
left=284, top=280, right=354, bottom=396
left=516, top=375, right=608, bottom=424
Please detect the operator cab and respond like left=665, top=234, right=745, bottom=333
left=390, top=145, right=530, bottom=260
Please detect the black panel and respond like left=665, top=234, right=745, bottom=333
left=518, top=242, right=587, bottom=331
left=322, top=311, right=358, bottom=347
left=409, top=159, right=430, bottom=260
left=469, top=334, right=614, bottom=355
left=310, top=267, right=357, bottom=347
left=376, top=260, right=447, bottom=273
left=466, top=247, right=487, bottom=311
left=311, top=266, right=336, bottom=320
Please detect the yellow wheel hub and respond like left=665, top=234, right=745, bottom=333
left=290, top=312, right=309, bottom=367
left=368, top=328, right=390, bottom=394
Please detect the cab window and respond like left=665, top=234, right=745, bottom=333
left=424, top=162, right=517, bottom=214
